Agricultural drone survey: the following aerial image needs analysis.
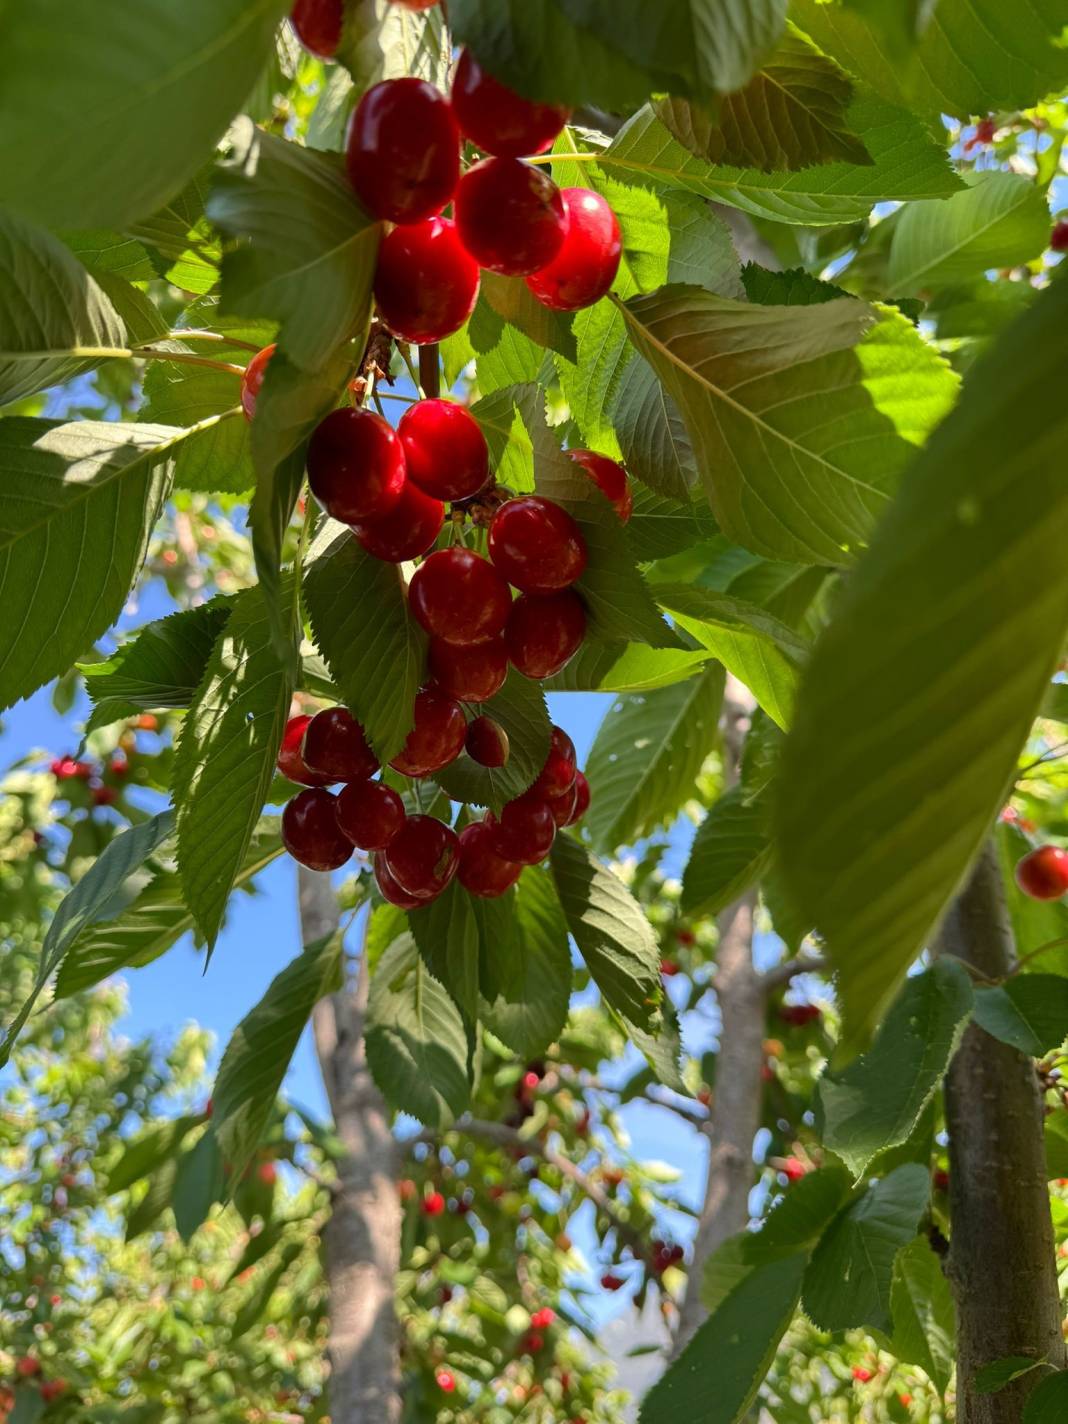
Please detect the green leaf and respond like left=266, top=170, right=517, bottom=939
left=304, top=526, right=425, bottom=763
left=545, top=639, right=713, bottom=692
left=208, top=120, right=380, bottom=373
left=585, top=664, right=724, bottom=852
left=479, top=272, right=576, bottom=361
left=0, top=209, right=126, bottom=404
left=173, top=586, right=295, bottom=947
left=601, top=98, right=962, bottom=226
left=408, top=880, right=481, bottom=1022
left=888, top=173, right=1052, bottom=296
left=106, top=1115, right=205, bottom=1194
left=364, top=934, right=471, bottom=1128
left=480, top=870, right=572, bottom=1060
left=775, top=275, right=1068, bottom=1047
left=626, top=486, right=717, bottom=563
left=0, top=0, right=290, bottom=230
left=336, top=0, right=449, bottom=89
left=433, top=671, right=552, bottom=813
left=229, top=1241, right=304, bottom=1342
left=0, top=811, right=174, bottom=1067
left=640, top=1252, right=805, bottom=1424
left=611, top=355, right=699, bottom=502
left=172, top=1128, right=225, bottom=1242
left=620, top=285, right=958, bottom=568
left=802, top=1163, right=930, bottom=1333
left=214, top=929, right=344, bottom=1185
left=817, top=961, right=974, bottom=1178
left=742, top=261, right=850, bottom=306
left=0, top=419, right=187, bottom=709
left=549, top=832, right=661, bottom=1030
left=55, top=818, right=284, bottom=999
left=81, top=599, right=234, bottom=731
left=890, top=1237, right=957, bottom=1395
left=1046, top=1113, right=1068, bottom=1179
left=655, top=25, right=870, bottom=173
left=681, top=785, right=772, bottom=918
left=1024, top=1373, right=1068, bottom=1424
left=972, top=976, right=1068, bottom=1058
left=975, top=1357, right=1048, bottom=1395
left=129, top=170, right=221, bottom=295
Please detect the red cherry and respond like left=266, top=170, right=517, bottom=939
left=600, top=1273, right=624, bottom=1292
left=422, top=1189, right=447, bottom=1216
left=530, top=1307, right=555, bottom=1329
left=109, top=756, right=129, bottom=776
left=490, top=794, right=556, bottom=864
left=505, top=590, right=586, bottom=679
left=429, top=635, right=508, bottom=703
left=465, top=715, right=510, bottom=768
left=307, top=408, right=406, bottom=523
left=51, top=755, right=92, bottom=781
left=91, top=785, right=116, bottom=806
left=336, top=779, right=406, bottom=850
left=374, top=217, right=480, bottom=345
left=435, top=1369, right=456, bottom=1394
left=523, top=1331, right=545, bottom=1354
left=1051, top=219, right=1068, bottom=253
left=782, top=1156, right=808, bottom=1183
left=390, top=687, right=467, bottom=776
left=564, top=771, right=589, bottom=826
left=346, top=78, right=459, bottom=224
left=458, top=822, right=522, bottom=898
left=547, top=782, right=578, bottom=827
left=355, top=481, right=444, bottom=562
left=1015, top=845, right=1068, bottom=899
left=302, top=707, right=378, bottom=782
left=383, top=814, right=459, bottom=899
left=531, top=725, right=576, bottom=799
left=15, top=1358, right=41, bottom=1378
left=451, top=49, right=570, bottom=158
left=409, top=548, right=511, bottom=645
left=290, top=0, right=342, bottom=57
left=933, top=1168, right=950, bottom=1193
left=392, top=0, right=439, bottom=7
left=567, top=448, right=632, bottom=521
left=278, top=713, right=333, bottom=787
left=852, top=1366, right=874, bottom=1383
left=527, top=189, right=622, bottom=312
left=282, top=789, right=353, bottom=871
left=258, top=1160, right=278, bottom=1186
left=240, top=344, right=275, bottom=422
left=676, top=928, right=696, bottom=946
left=489, top=496, right=587, bottom=594
left=455, top=158, right=567, bottom=275
left=660, top=959, right=679, bottom=977
left=397, top=399, right=490, bottom=501
left=373, top=853, right=425, bottom=908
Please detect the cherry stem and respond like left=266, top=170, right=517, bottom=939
left=375, top=392, right=419, bottom=404
left=65, top=345, right=245, bottom=376
left=398, top=344, right=422, bottom=394
left=164, top=329, right=263, bottom=354
left=526, top=151, right=603, bottom=166
left=419, top=343, right=441, bottom=399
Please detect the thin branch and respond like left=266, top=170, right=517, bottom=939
left=761, top=954, right=829, bottom=990
left=55, top=343, right=246, bottom=376
left=164, top=328, right=263, bottom=354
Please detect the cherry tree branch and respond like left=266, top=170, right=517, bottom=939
left=761, top=954, right=829, bottom=991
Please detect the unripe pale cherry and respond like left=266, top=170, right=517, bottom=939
left=458, top=821, right=523, bottom=898
left=1015, top=844, right=1068, bottom=899
left=526, top=189, right=622, bottom=312
left=355, top=481, right=444, bottom=562
left=465, top=715, right=510, bottom=768
left=383, top=814, right=460, bottom=899
left=374, top=852, right=425, bottom=908
left=283, top=788, right=353, bottom=871
left=374, top=217, right=480, bottom=344
left=455, top=159, right=567, bottom=275
left=290, top=0, right=342, bottom=57
left=277, top=713, right=333, bottom=787
left=307, top=408, right=407, bottom=523
left=240, top=344, right=276, bottom=422
left=409, top=548, right=511, bottom=645
left=390, top=687, right=467, bottom=776
left=505, top=589, right=586, bottom=678
left=302, top=707, right=379, bottom=782
left=489, top=496, right=587, bottom=594
left=346, top=78, right=459, bottom=224
left=490, top=793, right=556, bottom=864
left=429, top=635, right=508, bottom=703
left=336, top=779, right=406, bottom=850
left=398, top=399, right=490, bottom=501
left=451, top=49, right=570, bottom=158
left=531, top=725, right=577, bottom=800
left=567, top=448, right=632, bottom=521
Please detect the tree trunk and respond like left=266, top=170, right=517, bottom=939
left=300, top=866, right=403, bottom=1424
left=941, top=840, right=1065, bottom=1422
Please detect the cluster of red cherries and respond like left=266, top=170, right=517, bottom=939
left=278, top=701, right=589, bottom=905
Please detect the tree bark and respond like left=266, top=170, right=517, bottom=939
left=941, top=840, right=1065, bottom=1422
left=300, top=867, right=403, bottom=1424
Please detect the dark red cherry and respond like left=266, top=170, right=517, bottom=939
left=489, top=496, right=587, bottom=594
left=531, top=725, right=576, bottom=800
left=547, top=782, right=578, bottom=827
left=1015, top=845, right=1068, bottom=900
left=409, top=548, right=511, bottom=645
left=374, top=217, right=480, bottom=344
left=455, top=159, right=567, bottom=276
left=526, top=189, right=622, bottom=312
left=429, top=635, right=508, bottom=703
left=355, top=482, right=444, bottom=562
left=383, top=814, right=460, bottom=899
left=302, top=707, right=379, bottom=782
left=451, top=50, right=570, bottom=159
left=390, top=687, right=467, bottom=776
left=346, top=78, right=459, bottom=224
left=307, top=408, right=407, bottom=523
left=1051, top=220, right=1068, bottom=254
left=290, top=0, right=342, bottom=57
left=374, top=852, right=425, bottom=908
left=565, top=770, right=590, bottom=825
left=490, top=793, right=556, bottom=865
left=465, top=716, right=510, bottom=768
left=241, top=344, right=276, bottom=422
left=398, top=400, right=490, bottom=501
left=283, top=788, right=353, bottom=871
left=390, top=0, right=439, bottom=8
left=567, top=448, right=632, bottom=521
left=336, top=779, right=406, bottom=850
left=278, top=713, right=334, bottom=786
left=505, top=590, right=586, bottom=679
left=458, top=821, right=523, bottom=897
